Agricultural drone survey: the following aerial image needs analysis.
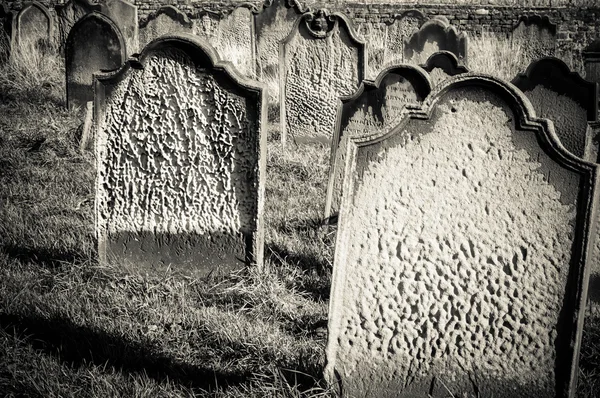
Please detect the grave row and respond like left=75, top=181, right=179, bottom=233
left=90, top=30, right=599, bottom=397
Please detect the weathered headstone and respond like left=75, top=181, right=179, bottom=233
left=420, top=50, right=469, bottom=87
left=361, top=10, right=427, bottom=79
left=55, top=0, right=99, bottom=51
left=280, top=10, right=365, bottom=147
left=583, top=39, right=600, bottom=85
left=100, top=0, right=137, bottom=53
left=139, top=6, right=193, bottom=49
left=66, top=12, right=125, bottom=111
left=404, top=16, right=467, bottom=65
left=14, top=2, right=53, bottom=53
left=512, top=57, right=599, bottom=158
left=215, top=6, right=256, bottom=78
left=511, top=15, right=556, bottom=62
left=324, top=65, right=432, bottom=220
left=94, top=34, right=267, bottom=274
left=326, top=74, right=598, bottom=398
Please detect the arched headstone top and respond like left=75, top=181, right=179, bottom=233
left=404, top=16, right=467, bottom=62
left=97, top=33, right=266, bottom=97
left=258, top=0, right=310, bottom=14
left=17, top=1, right=53, bottom=37
left=139, top=5, right=192, bottom=29
left=284, top=9, right=364, bottom=45
left=421, top=50, right=470, bottom=76
left=67, top=11, right=126, bottom=59
left=512, top=14, right=557, bottom=36
left=383, top=8, right=427, bottom=26
left=512, top=57, right=599, bottom=123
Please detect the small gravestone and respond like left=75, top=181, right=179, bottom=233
left=139, top=6, right=193, bottom=49
left=215, top=6, right=256, bottom=78
left=512, top=57, right=598, bottom=158
left=66, top=12, right=125, bottom=111
left=363, top=10, right=426, bottom=78
left=324, top=65, right=432, bottom=220
left=15, top=2, right=53, bottom=53
left=421, top=50, right=469, bottom=87
left=280, top=9, right=365, bottom=147
left=100, top=0, right=137, bottom=53
left=326, top=74, right=597, bottom=398
left=511, top=15, right=556, bottom=62
left=254, top=0, right=308, bottom=80
left=404, top=16, right=467, bottom=65
left=94, top=34, right=267, bottom=274
left=583, top=39, right=600, bottom=85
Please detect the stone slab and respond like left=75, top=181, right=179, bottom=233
left=404, top=16, right=468, bottom=65
left=583, top=39, right=600, bottom=85
left=94, top=34, right=267, bottom=274
left=100, top=0, right=137, bottom=53
left=511, top=15, right=556, bottom=62
left=420, top=50, right=470, bottom=87
left=66, top=12, right=126, bottom=111
left=280, top=10, right=365, bottom=147
left=326, top=74, right=598, bottom=398
left=324, top=64, right=432, bottom=220
left=14, top=2, right=53, bottom=52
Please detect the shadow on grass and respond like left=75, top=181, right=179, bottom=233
left=1, top=245, right=90, bottom=269
left=0, top=312, right=249, bottom=393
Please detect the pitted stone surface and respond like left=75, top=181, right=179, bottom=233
left=96, top=46, right=262, bottom=272
left=511, top=17, right=556, bottom=62
left=282, top=21, right=361, bottom=145
left=325, top=67, right=430, bottom=219
left=327, top=86, right=586, bottom=398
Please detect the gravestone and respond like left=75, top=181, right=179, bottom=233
left=420, top=50, right=469, bottom=87
left=66, top=12, right=125, bottom=111
left=254, top=0, right=309, bottom=80
left=404, top=16, right=467, bottom=65
left=215, top=6, right=256, bottom=78
left=280, top=10, right=365, bottom=147
left=590, top=121, right=600, bottom=317
left=15, top=2, right=53, bottom=53
left=511, top=15, right=556, bottom=62
left=361, top=10, right=427, bottom=79
left=55, top=0, right=98, bottom=51
left=139, top=6, right=193, bottom=49
left=324, top=65, right=432, bottom=220
left=512, top=57, right=599, bottom=158
left=583, top=39, right=600, bottom=85
left=325, top=74, right=598, bottom=398
left=94, top=34, right=267, bottom=274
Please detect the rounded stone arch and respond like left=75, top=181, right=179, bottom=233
left=15, top=1, right=54, bottom=49
left=65, top=12, right=126, bottom=110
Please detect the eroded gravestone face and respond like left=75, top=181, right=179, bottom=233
left=215, top=7, right=255, bottom=78
left=95, top=36, right=266, bottom=274
left=66, top=12, right=125, bottom=111
left=326, top=76, right=597, bottom=398
left=16, top=2, right=52, bottom=52
left=324, top=65, right=431, bottom=220
left=281, top=10, right=365, bottom=146
left=512, top=57, right=598, bottom=159
left=404, top=16, right=467, bottom=65
left=56, top=0, right=97, bottom=50
left=139, top=6, right=193, bottom=49
left=511, top=15, right=556, bottom=62
left=100, top=0, right=137, bottom=53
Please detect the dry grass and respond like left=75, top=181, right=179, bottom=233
left=467, top=30, right=530, bottom=81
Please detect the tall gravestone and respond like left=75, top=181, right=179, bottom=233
left=325, top=74, right=598, bottom=398
left=324, top=65, right=432, bottom=220
left=14, top=2, right=53, bottom=53
left=512, top=57, right=599, bottom=159
left=511, top=15, right=556, bottom=62
left=94, top=34, right=267, bottom=274
left=358, top=10, right=427, bottom=79
left=280, top=10, right=365, bottom=147
left=404, top=16, right=467, bottom=65
left=139, top=6, right=193, bottom=49
left=214, top=6, right=256, bottom=78
left=583, top=39, right=600, bottom=86
left=66, top=12, right=125, bottom=111
left=420, top=50, right=469, bottom=87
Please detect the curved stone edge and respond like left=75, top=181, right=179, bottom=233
left=384, top=8, right=427, bottom=26
left=323, top=63, right=433, bottom=220
left=92, top=33, right=268, bottom=269
left=324, top=72, right=600, bottom=398
left=512, top=14, right=558, bottom=36
left=420, top=50, right=470, bottom=76
left=66, top=11, right=127, bottom=110
left=13, top=1, right=54, bottom=44
left=139, top=5, right=192, bottom=29
left=404, top=16, right=468, bottom=62
left=512, top=56, right=599, bottom=123
left=278, top=9, right=367, bottom=148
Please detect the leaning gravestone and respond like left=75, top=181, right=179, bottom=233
left=324, top=64, right=432, bottom=220
left=280, top=10, right=365, bottom=147
left=512, top=57, right=598, bottom=159
left=139, top=6, right=193, bottom=49
left=94, top=34, right=267, bottom=274
left=325, top=74, right=598, bottom=398
left=66, top=12, right=126, bottom=111
left=420, top=50, right=469, bottom=87
left=15, top=2, right=53, bottom=53
left=511, top=15, right=556, bottom=62
left=404, top=16, right=467, bottom=65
